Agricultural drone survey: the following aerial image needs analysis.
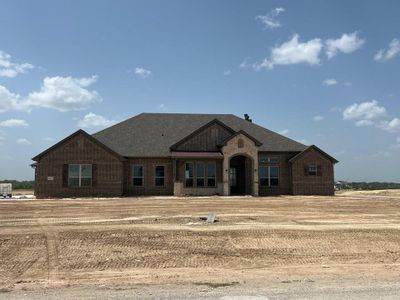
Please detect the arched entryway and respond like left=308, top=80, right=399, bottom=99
left=229, top=155, right=252, bottom=195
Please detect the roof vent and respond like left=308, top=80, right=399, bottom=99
left=244, top=114, right=252, bottom=122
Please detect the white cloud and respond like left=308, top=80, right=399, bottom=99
left=343, top=100, right=400, bottom=133
left=0, top=119, right=29, bottom=127
left=254, top=34, right=323, bottom=70
left=343, top=100, right=386, bottom=123
left=0, top=76, right=100, bottom=113
left=313, top=115, right=324, bottom=121
left=77, top=112, right=115, bottom=128
left=0, top=50, right=34, bottom=78
left=239, top=57, right=251, bottom=68
left=325, top=32, right=365, bottom=59
left=0, top=76, right=101, bottom=113
left=134, top=67, right=152, bottom=78
left=374, top=38, right=400, bottom=62
left=42, top=137, right=53, bottom=142
left=16, top=138, right=31, bottom=145
left=379, top=118, right=400, bottom=133
left=278, top=129, right=289, bottom=135
left=22, top=76, right=100, bottom=112
left=322, top=78, right=337, bottom=86
left=0, top=85, right=20, bottom=112
left=255, top=7, right=285, bottom=30
left=223, top=70, right=231, bottom=76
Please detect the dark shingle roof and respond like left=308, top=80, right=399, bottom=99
left=92, top=113, right=307, bottom=157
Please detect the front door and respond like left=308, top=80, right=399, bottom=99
left=229, top=156, right=247, bottom=195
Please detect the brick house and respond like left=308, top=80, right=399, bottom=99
left=32, top=113, right=338, bottom=198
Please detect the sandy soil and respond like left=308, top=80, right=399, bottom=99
left=337, top=189, right=400, bottom=197
left=1, top=195, right=400, bottom=295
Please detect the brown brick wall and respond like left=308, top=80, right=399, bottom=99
left=35, top=133, right=123, bottom=198
left=123, top=158, right=173, bottom=196
left=258, top=152, right=297, bottom=196
left=291, top=148, right=335, bottom=195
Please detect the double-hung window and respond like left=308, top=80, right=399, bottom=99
left=308, top=164, right=317, bottom=176
left=132, top=165, right=144, bottom=186
left=155, top=166, right=165, bottom=186
left=68, top=164, right=92, bottom=187
left=259, top=166, right=279, bottom=187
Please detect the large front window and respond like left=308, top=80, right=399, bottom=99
left=68, top=164, right=92, bottom=187
left=185, top=161, right=216, bottom=188
left=259, top=166, right=279, bottom=187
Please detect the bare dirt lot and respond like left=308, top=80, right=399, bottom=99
left=1, top=194, right=400, bottom=297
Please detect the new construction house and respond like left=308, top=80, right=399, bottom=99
left=32, top=113, right=338, bottom=198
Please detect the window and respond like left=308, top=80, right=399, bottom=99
left=132, top=165, right=143, bottom=186
left=68, top=164, right=92, bottom=187
left=308, top=164, right=317, bottom=176
left=259, top=166, right=279, bottom=187
left=269, top=166, right=279, bottom=186
left=196, top=162, right=205, bottom=187
left=186, top=161, right=217, bottom=188
left=185, top=163, right=194, bottom=187
left=155, top=166, right=165, bottom=186
left=259, top=166, right=268, bottom=187
left=207, top=162, right=216, bottom=187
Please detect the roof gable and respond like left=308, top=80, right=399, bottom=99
left=170, top=119, right=235, bottom=152
left=32, top=129, right=124, bottom=161
left=289, top=145, right=338, bottom=164
left=218, top=130, right=263, bottom=147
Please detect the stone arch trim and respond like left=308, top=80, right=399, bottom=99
left=221, top=133, right=259, bottom=196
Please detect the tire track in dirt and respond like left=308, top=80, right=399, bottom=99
left=37, top=219, right=61, bottom=283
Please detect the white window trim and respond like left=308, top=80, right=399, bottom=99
left=68, top=164, right=92, bottom=187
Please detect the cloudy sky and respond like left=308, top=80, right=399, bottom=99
left=0, top=0, right=399, bottom=181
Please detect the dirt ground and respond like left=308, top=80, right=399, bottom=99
left=1, top=194, right=400, bottom=295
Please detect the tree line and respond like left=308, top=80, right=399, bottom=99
left=337, top=181, right=400, bottom=190
left=0, top=180, right=34, bottom=189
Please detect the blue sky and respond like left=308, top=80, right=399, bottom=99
left=0, top=0, right=399, bottom=181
